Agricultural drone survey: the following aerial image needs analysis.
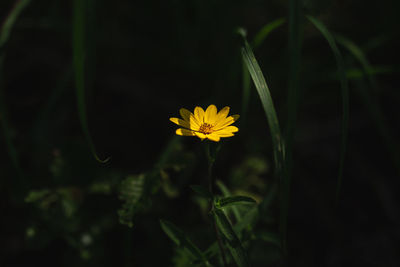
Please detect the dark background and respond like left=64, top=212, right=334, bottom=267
left=1, top=0, right=399, bottom=266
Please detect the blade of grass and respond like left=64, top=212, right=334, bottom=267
left=281, top=0, right=302, bottom=256
left=240, top=19, right=286, bottom=126
left=73, top=0, right=109, bottom=163
left=335, top=35, right=379, bottom=90
left=239, top=36, right=285, bottom=177
left=0, top=0, right=31, bottom=190
left=306, top=16, right=350, bottom=206
left=239, top=31, right=287, bottom=255
left=253, top=18, right=286, bottom=49
left=0, top=0, right=31, bottom=49
left=336, top=36, right=400, bottom=176
left=346, top=66, right=398, bottom=79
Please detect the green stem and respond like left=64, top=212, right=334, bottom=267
left=205, top=142, right=228, bottom=267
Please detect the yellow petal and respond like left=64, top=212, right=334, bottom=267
left=216, top=125, right=239, bottom=133
left=232, top=114, right=240, bottom=121
left=206, top=133, right=221, bottom=142
left=176, top=128, right=195, bottom=136
left=213, top=115, right=239, bottom=131
left=204, top=104, right=218, bottom=124
left=215, top=106, right=230, bottom=123
left=170, top=117, right=190, bottom=129
left=216, top=132, right=235, bottom=137
left=194, top=106, right=205, bottom=123
left=188, top=114, right=201, bottom=130
left=195, top=132, right=206, bottom=140
left=179, top=108, right=192, bottom=121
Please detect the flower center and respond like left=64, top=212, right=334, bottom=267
left=199, top=123, right=214, bottom=134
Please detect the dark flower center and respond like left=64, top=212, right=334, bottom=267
left=199, top=123, right=213, bottom=134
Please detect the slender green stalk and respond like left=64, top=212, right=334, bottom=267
left=336, top=35, right=400, bottom=177
left=306, top=16, right=350, bottom=206
left=73, top=0, right=109, bottom=163
left=205, top=142, right=228, bottom=267
left=0, top=0, right=31, bottom=194
left=240, top=32, right=287, bottom=261
left=281, top=0, right=302, bottom=257
left=240, top=19, right=286, bottom=127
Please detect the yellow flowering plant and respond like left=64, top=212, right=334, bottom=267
left=166, top=105, right=250, bottom=266
left=170, top=105, right=239, bottom=142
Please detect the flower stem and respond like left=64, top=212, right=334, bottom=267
left=205, top=142, right=228, bottom=267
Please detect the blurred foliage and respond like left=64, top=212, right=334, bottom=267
left=1, top=0, right=400, bottom=266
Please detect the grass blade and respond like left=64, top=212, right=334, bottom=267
left=240, top=19, right=286, bottom=125
left=336, top=36, right=400, bottom=176
left=281, top=0, right=302, bottom=255
left=306, top=16, right=350, bottom=205
left=253, top=18, right=286, bottom=49
left=239, top=31, right=287, bottom=254
left=239, top=36, right=285, bottom=176
left=0, top=0, right=31, bottom=189
left=73, top=0, right=109, bottom=163
left=335, top=35, right=379, bottom=90
left=0, top=0, right=31, bottom=49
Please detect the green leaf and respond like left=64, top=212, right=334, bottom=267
left=215, top=196, right=256, bottom=208
left=118, top=174, right=146, bottom=227
left=160, top=220, right=210, bottom=266
left=215, top=180, right=241, bottom=221
left=190, top=185, right=213, bottom=200
left=172, top=248, right=197, bottom=267
left=239, top=35, right=285, bottom=177
left=239, top=29, right=287, bottom=253
left=253, top=18, right=286, bottom=49
left=73, top=0, right=109, bottom=163
left=306, top=15, right=350, bottom=206
left=213, top=209, right=249, bottom=267
left=239, top=19, right=285, bottom=126
left=25, top=189, right=51, bottom=203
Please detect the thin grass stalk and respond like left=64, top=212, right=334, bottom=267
left=240, top=33, right=286, bottom=265
left=240, top=19, right=286, bottom=127
left=0, top=0, right=31, bottom=194
left=306, top=16, right=350, bottom=206
left=73, top=0, right=109, bottom=163
left=282, top=0, right=302, bottom=257
left=336, top=36, right=400, bottom=177
left=205, top=143, right=228, bottom=267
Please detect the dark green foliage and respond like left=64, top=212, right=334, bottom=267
left=118, top=174, right=146, bottom=227
left=213, top=209, right=249, bottom=267
left=160, top=220, right=211, bottom=266
left=1, top=0, right=399, bottom=266
left=215, top=196, right=256, bottom=208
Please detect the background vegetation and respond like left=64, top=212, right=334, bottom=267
left=1, top=0, right=399, bottom=266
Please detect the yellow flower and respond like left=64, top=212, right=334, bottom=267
left=170, top=105, right=239, bottom=142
